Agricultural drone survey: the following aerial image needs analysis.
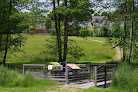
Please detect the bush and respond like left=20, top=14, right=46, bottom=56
left=111, top=63, right=138, bottom=92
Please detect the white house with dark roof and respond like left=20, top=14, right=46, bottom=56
left=87, top=16, right=115, bottom=29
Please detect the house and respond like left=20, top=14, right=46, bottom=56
left=88, top=16, right=124, bottom=29
left=87, top=16, right=114, bottom=29
left=28, top=19, right=52, bottom=34
left=29, top=19, right=46, bottom=30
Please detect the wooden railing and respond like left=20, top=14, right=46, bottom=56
left=94, top=64, right=117, bottom=88
left=23, top=64, right=46, bottom=78
left=66, top=63, right=91, bottom=84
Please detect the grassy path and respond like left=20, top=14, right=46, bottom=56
left=87, top=38, right=123, bottom=62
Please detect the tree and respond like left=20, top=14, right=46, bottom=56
left=101, top=12, right=109, bottom=16
left=0, top=0, right=44, bottom=65
left=93, top=23, right=99, bottom=36
left=106, top=0, right=138, bottom=63
left=45, top=17, right=52, bottom=29
left=79, top=26, right=90, bottom=39
left=51, top=0, right=93, bottom=62
left=99, top=25, right=110, bottom=37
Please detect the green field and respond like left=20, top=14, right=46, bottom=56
left=6, top=35, right=116, bottom=65
left=6, top=35, right=116, bottom=67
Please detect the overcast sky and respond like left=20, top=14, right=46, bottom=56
left=22, top=0, right=116, bottom=15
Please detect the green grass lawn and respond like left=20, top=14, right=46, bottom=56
left=87, top=37, right=107, bottom=41
left=6, top=35, right=116, bottom=67
left=0, top=81, right=58, bottom=92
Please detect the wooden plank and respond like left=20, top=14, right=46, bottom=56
left=69, top=77, right=89, bottom=82
left=97, top=70, right=105, bottom=73
left=68, top=73, right=90, bottom=76
left=97, top=74, right=112, bottom=78
left=94, top=66, right=97, bottom=87
left=80, top=68, right=89, bottom=71
left=97, top=76, right=112, bottom=80
left=104, top=67, right=107, bottom=88
left=23, top=64, right=45, bottom=67
left=76, top=64, right=87, bottom=67
left=65, top=65, right=69, bottom=84
left=69, top=76, right=89, bottom=80
left=68, top=74, right=90, bottom=79
left=23, top=65, right=25, bottom=75
left=88, top=63, right=91, bottom=81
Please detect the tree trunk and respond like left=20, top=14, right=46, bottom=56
left=127, top=0, right=134, bottom=63
left=53, top=0, right=62, bottom=62
left=0, top=0, right=5, bottom=55
left=57, top=0, right=63, bottom=62
left=3, top=0, right=12, bottom=65
left=123, top=0, right=127, bottom=62
left=63, top=0, right=68, bottom=62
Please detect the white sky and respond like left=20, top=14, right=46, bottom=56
left=22, top=0, right=116, bottom=14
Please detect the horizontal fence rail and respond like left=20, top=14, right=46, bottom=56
left=66, top=63, right=91, bottom=84
left=94, top=64, right=117, bottom=88
left=23, top=64, right=46, bottom=78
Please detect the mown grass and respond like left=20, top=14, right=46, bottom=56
left=0, top=66, right=59, bottom=92
left=69, top=36, right=115, bottom=62
left=87, top=37, right=107, bottom=41
left=6, top=35, right=116, bottom=67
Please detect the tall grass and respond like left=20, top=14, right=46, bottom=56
left=0, top=66, right=58, bottom=88
left=111, top=63, right=138, bottom=92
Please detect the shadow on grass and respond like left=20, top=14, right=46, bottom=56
left=7, top=55, right=58, bottom=69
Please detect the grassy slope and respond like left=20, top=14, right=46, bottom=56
left=7, top=35, right=116, bottom=67
left=69, top=36, right=115, bottom=62
left=87, top=37, right=107, bottom=41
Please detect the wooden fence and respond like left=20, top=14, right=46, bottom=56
left=94, top=64, right=117, bottom=88
left=46, top=63, right=91, bottom=84
left=23, top=64, right=46, bottom=78
left=66, top=63, right=91, bottom=84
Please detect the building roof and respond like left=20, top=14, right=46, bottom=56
left=92, top=16, right=107, bottom=22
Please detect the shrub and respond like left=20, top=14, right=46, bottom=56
left=111, top=63, right=138, bottom=92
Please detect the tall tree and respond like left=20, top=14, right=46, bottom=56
left=127, top=0, right=134, bottom=63
left=3, top=0, right=12, bottom=65
left=63, top=0, right=68, bottom=62
left=51, top=0, right=93, bottom=62
left=122, top=0, right=127, bottom=62
left=52, top=0, right=63, bottom=62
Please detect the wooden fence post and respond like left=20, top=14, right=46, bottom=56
left=104, top=67, right=107, bottom=88
left=88, top=63, right=91, bottom=81
left=23, top=65, right=25, bottom=75
left=65, top=65, right=69, bottom=84
left=43, top=65, right=46, bottom=74
left=94, top=66, right=97, bottom=87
